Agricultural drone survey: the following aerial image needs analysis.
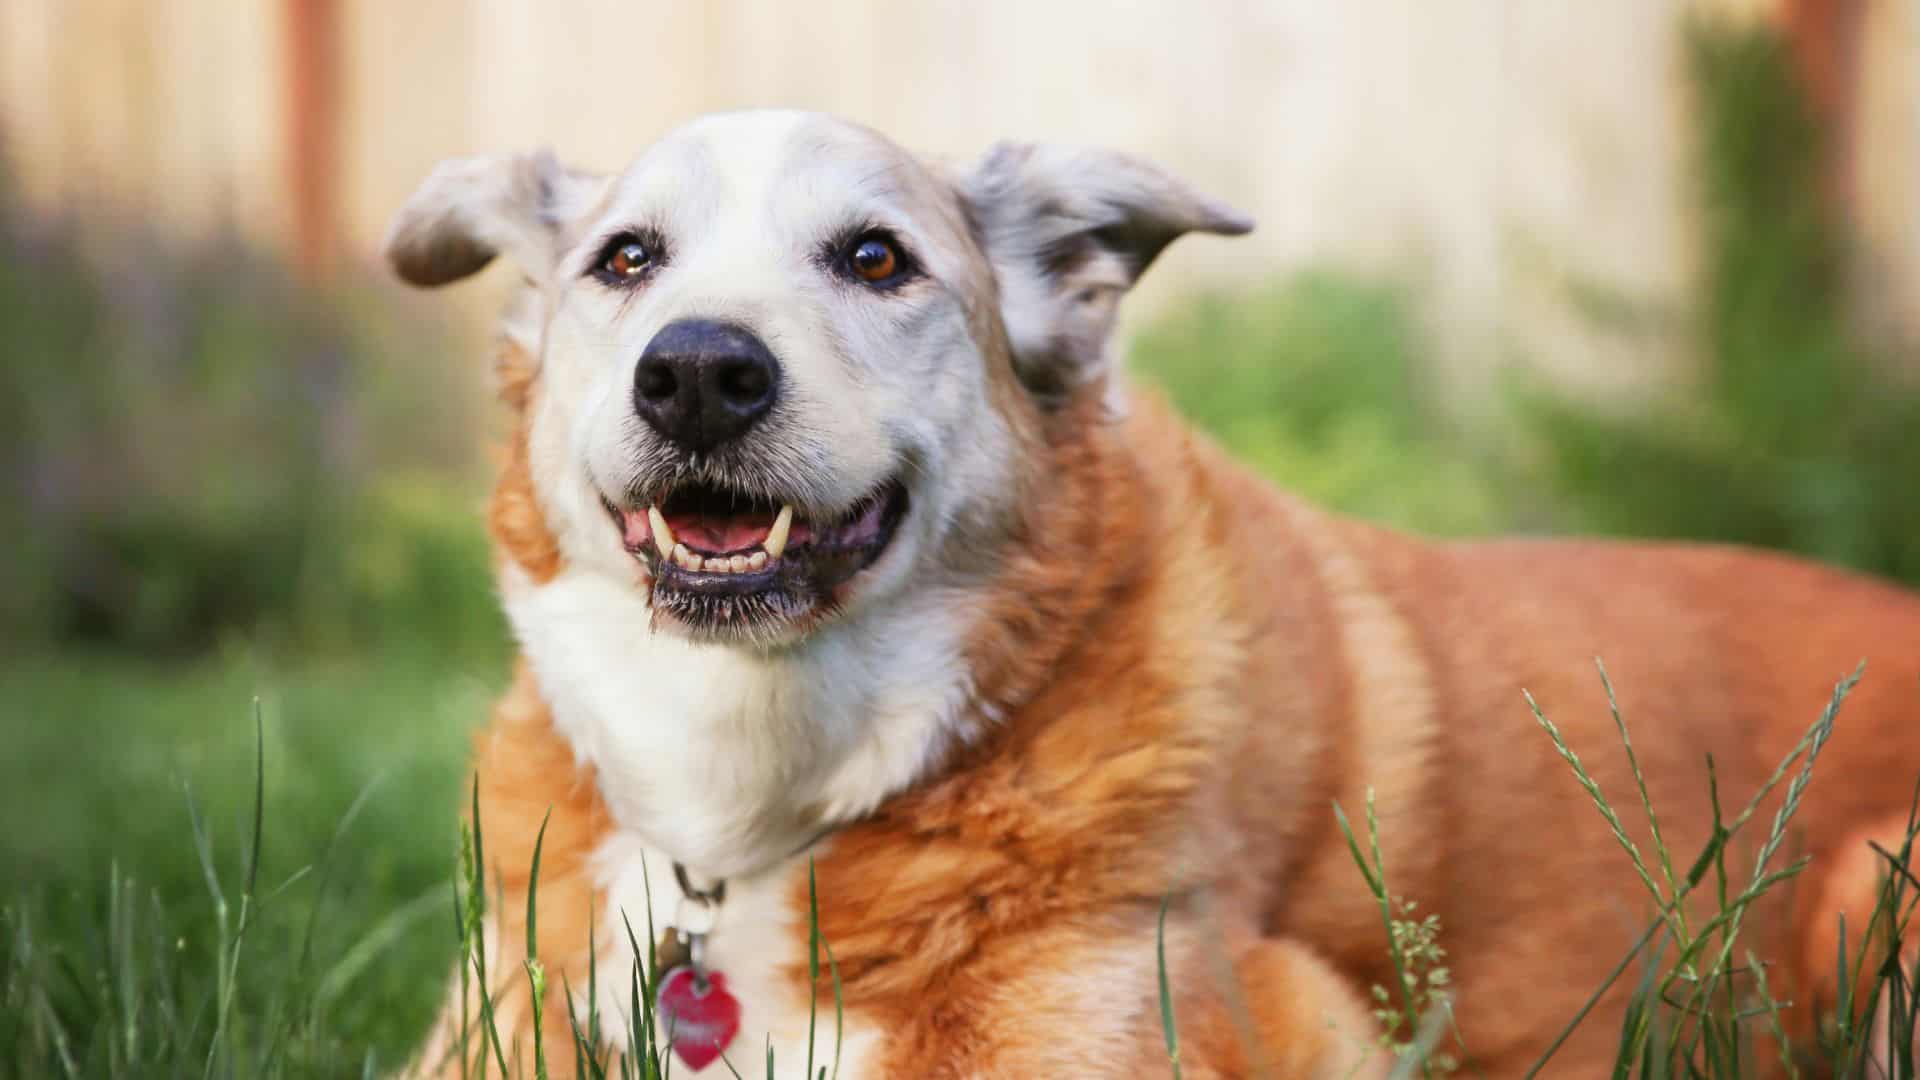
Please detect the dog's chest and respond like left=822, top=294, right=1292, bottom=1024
left=588, top=831, right=885, bottom=1077
left=502, top=562, right=974, bottom=875
left=502, top=563, right=979, bottom=1074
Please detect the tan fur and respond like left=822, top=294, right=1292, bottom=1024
left=417, top=353, right=1920, bottom=1075
left=488, top=340, right=563, bottom=584
left=397, top=116, right=1920, bottom=1078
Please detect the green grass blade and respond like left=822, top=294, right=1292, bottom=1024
left=1332, top=800, right=1383, bottom=897
left=527, top=806, right=553, bottom=1080
left=823, top=933, right=845, bottom=1080
left=618, top=909, right=661, bottom=1080
left=1527, top=913, right=1667, bottom=1078
left=244, top=699, right=265, bottom=902
left=465, top=779, right=511, bottom=1080
left=1157, top=891, right=1182, bottom=1079
left=806, top=859, right=820, bottom=1080
left=1597, top=661, right=1684, bottom=913
left=1524, top=689, right=1673, bottom=929
left=638, top=855, right=664, bottom=1073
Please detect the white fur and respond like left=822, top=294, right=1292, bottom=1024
left=502, top=557, right=977, bottom=879
left=585, top=832, right=884, bottom=1077
left=502, top=545, right=973, bottom=1073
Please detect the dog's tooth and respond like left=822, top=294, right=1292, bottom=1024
left=748, top=551, right=769, bottom=571
left=729, top=555, right=750, bottom=573
left=647, top=507, right=675, bottom=557
left=704, top=556, right=730, bottom=573
left=765, top=505, right=794, bottom=560
left=673, top=544, right=697, bottom=570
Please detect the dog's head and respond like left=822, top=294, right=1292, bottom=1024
left=388, top=111, right=1248, bottom=646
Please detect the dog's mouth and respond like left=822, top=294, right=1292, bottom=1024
left=603, top=477, right=910, bottom=638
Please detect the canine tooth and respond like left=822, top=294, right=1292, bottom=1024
left=729, top=555, right=750, bottom=573
left=673, top=544, right=697, bottom=570
left=647, top=507, right=675, bottom=556
left=748, top=551, right=768, bottom=571
left=765, top=505, right=794, bottom=560
left=704, top=556, right=729, bottom=573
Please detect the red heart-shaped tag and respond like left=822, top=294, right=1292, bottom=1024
left=655, top=966, right=742, bottom=1071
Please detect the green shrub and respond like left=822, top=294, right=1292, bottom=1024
left=1129, top=272, right=1514, bottom=538
left=1517, top=20, right=1920, bottom=589
left=0, top=179, right=501, bottom=659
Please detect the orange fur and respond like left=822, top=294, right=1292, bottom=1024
left=410, top=661, right=611, bottom=1077
left=489, top=339, right=563, bottom=584
left=420, top=328, right=1920, bottom=1076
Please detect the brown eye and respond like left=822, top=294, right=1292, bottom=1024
left=848, top=236, right=900, bottom=283
left=604, top=240, right=651, bottom=279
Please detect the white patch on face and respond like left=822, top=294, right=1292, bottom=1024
left=523, top=110, right=1021, bottom=629
left=583, top=832, right=884, bottom=1079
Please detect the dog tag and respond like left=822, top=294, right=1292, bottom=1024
left=655, top=965, right=742, bottom=1070
left=652, top=931, right=692, bottom=983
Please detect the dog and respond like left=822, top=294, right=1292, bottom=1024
left=386, top=110, right=1920, bottom=1077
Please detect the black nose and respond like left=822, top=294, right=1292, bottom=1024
left=632, top=319, right=780, bottom=453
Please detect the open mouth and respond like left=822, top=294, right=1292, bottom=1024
left=604, top=477, right=910, bottom=636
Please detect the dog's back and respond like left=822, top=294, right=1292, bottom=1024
left=1144, top=395, right=1920, bottom=1070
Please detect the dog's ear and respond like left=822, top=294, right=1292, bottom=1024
left=385, top=150, right=605, bottom=288
left=960, top=143, right=1252, bottom=405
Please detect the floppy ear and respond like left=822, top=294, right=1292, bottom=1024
left=960, top=143, right=1252, bottom=405
left=385, top=149, right=605, bottom=288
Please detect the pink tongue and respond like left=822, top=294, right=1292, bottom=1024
left=839, top=499, right=885, bottom=546
left=667, top=514, right=773, bottom=554
left=622, top=512, right=651, bottom=549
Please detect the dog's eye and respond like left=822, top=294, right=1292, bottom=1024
left=849, top=237, right=898, bottom=282
left=591, top=233, right=658, bottom=285
left=842, top=232, right=911, bottom=287
left=605, top=241, right=651, bottom=279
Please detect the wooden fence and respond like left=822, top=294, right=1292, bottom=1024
left=2, top=0, right=1912, bottom=396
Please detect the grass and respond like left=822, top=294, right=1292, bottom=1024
left=1307, top=664, right=1920, bottom=1079
left=418, top=786, right=850, bottom=1079
left=8, top=643, right=1917, bottom=1077
left=0, top=646, right=499, bottom=1073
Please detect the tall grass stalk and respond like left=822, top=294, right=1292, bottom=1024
left=1522, top=663, right=1881, bottom=1077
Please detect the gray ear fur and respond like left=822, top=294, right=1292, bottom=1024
left=960, top=143, right=1252, bottom=405
left=385, top=149, right=604, bottom=288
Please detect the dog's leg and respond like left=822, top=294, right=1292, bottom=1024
left=1160, top=935, right=1387, bottom=1080
left=397, top=665, right=616, bottom=1078
left=1790, top=811, right=1920, bottom=1072
left=909, top=919, right=1386, bottom=1078
left=398, top=915, right=589, bottom=1079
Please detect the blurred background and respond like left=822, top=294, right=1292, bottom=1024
left=2, top=0, right=1916, bottom=1071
